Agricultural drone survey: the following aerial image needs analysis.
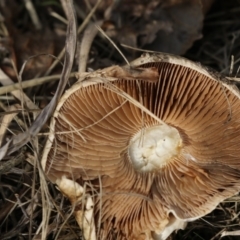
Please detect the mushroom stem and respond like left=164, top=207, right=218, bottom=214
left=129, top=125, right=182, bottom=172
left=56, top=176, right=96, bottom=240
left=152, top=216, right=187, bottom=240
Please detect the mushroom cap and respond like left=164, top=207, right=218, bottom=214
left=42, top=53, right=240, bottom=239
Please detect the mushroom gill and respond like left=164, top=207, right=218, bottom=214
left=42, top=53, right=240, bottom=239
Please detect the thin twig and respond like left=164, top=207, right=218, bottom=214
left=0, top=70, right=38, bottom=111
left=78, top=20, right=103, bottom=73
left=23, top=0, right=42, bottom=30
left=221, top=230, right=240, bottom=237
left=0, top=72, right=76, bottom=95
left=44, top=0, right=103, bottom=76
left=0, top=103, right=26, bottom=146
left=49, top=11, right=68, bottom=25
left=0, top=153, right=24, bottom=174
left=96, top=26, right=130, bottom=66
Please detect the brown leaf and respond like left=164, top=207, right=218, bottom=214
left=78, top=0, right=215, bottom=55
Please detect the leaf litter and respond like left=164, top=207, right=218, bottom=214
left=0, top=0, right=240, bottom=239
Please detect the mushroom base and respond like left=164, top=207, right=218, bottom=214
left=129, top=124, right=182, bottom=172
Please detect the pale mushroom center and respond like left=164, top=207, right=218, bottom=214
left=129, top=125, right=182, bottom=172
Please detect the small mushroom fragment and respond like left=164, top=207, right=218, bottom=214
left=42, top=53, right=240, bottom=239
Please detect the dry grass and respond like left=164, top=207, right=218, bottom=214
left=0, top=0, right=240, bottom=239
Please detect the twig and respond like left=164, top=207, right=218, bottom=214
left=0, top=153, right=24, bottom=174
left=15, top=193, right=30, bottom=219
left=49, top=11, right=68, bottom=25
left=210, top=228, right=226, bottom=240
left=0, top=103, right=26, bottom=146
left=96, top=26, right=130, bottom=66
left=78, top=20, right=103, bottom=73
left=0, top=70, right=38, bottom=111
left=221, top=230, right=240, bottom=237
left=226, top=76, right=240, bottom=81
left=23, top=0, right=42, bottom=30
left=78, top=0, right=102, bottom=35
left=0, top=72, right=76, bottom=95
left=44, top=0, right=102, bottom=76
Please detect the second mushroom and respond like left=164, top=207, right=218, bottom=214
left=42, top=53, right=240, bottom=240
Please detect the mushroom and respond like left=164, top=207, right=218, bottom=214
left=41, top=53, right=240, bottom=239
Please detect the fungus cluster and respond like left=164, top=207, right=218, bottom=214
left=42, top=53, right=240, bottom=239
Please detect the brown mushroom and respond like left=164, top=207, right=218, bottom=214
left=42, top=53, right=240, bottom=239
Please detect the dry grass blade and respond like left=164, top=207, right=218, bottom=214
left=0, top=152, right=24, bottom=174
left=0, top=0, right=77, bottom=159
left=96, top=26, right=130, bottom=66
left=0, top=70, right=38, bottom=111
left=23, top=0, right=42, bottom=30
left=0, top=103, right=25, bottom=146
left=44, top=0, right=102, bottom=76
left=0, top=72, right=76, bottom=96
left=221, top=230, right=240, bottom=237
